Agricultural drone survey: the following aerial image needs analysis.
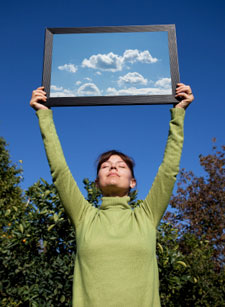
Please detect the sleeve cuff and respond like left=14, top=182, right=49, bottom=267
left=36, top=109, right=53, bottom=119
left=170, top=107, right=185, bottom=119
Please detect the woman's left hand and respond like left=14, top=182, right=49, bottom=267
left=175, top=83, right=194, bottom=109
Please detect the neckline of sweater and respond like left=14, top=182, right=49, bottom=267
left=99, top=196, right=131, bottom=210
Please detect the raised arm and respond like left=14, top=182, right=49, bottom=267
left=30, top=87, right=94, bottom=229
left=139, top=83, right=194, bottom=228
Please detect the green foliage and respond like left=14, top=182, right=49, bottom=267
left=175, top=233, right=225, bottom=306
left=1, top=178, right=75, bottom=306
left=157, top=223, right=192, bottom=306
left=83, top=178, right=102, bottom=207
left=157, top=224, right=225, bottom=306
left=0, top=137, right=25, bottom=234
left=1, top=137, right=224, bottom=306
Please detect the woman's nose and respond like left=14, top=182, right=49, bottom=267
left=110, top=164, right=117, bottom=170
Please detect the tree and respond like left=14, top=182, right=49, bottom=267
left=157, top=223, right=225, bottom=307
left=1, top=178, right=76, bottom=306
left=0, top=137, right=75, bottom=306
left=0, top=137, right=24, bottom=228
left=1, top=137, right=224, bottom=306
left=157, top=222, right=193, bottom=307
left=165, top=140, right=225, bottom=270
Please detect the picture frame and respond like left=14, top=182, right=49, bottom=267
left=42, top=25, right=180, bottom=107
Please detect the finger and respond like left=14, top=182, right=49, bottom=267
left=176, top=83, right=190, bottom=89
left=30, top=94, right=47, bottom=107
left=33, top=93, right=47, bottom=100
left=32, top=90, right=47, bottom=100
left=175, top=93, right=194, bottom=104
left=31, top=95, right=47, bottom=104
left=176, top=85, right=191, bottom=93
left=175, top=92, right=193, bottom=101
left=176, top=85, right=192, bottom=94
left=35, top=87, right=46, bottom=92
left=175, top=92, right=189, bottom=100
left=33, top=89, right=47, bottom=96
left=176, top=90, right=193, bottom=98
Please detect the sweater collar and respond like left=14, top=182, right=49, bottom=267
left=100, top=196, right=131, bottom=210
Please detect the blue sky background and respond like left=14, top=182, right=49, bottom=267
left=1, top=0, right=225, bottom=201
left=50, top=31, right=171, bottom=97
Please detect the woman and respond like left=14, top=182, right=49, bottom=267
left=30, top=83, right=194, bottom=307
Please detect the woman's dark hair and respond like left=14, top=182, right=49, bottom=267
left=96, top=150, right=135, bottom=178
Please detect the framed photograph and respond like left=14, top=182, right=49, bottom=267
left=42, top=25, right=180, bottom=107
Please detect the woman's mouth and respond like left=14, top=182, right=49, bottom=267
left=108, top=172, right=119, bottom=177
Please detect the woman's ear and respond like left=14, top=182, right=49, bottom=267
left=130, top=178, right=136, bottom=189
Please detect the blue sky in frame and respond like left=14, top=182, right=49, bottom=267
left=1, top=0, right=225, bottom=202
left=50, top=31, right=171, bottom=98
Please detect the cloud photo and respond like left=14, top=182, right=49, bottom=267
left=58, top=63, right=78, bottom=73
left=50, top=31, right=171, bottom=99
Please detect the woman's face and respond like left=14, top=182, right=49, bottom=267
left=96, top=155, right=136, bottom=197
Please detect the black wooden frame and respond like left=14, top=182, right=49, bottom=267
left=42, top=24, right=180, bottom=107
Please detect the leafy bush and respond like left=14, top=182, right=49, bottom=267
left=1, top=137, right=224, bottom=306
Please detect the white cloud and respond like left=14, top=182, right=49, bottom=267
left=50, top=83, right=102, bottom=97
left=81, top=49, right=158, bottom=72
left=63, top=89, right=72, bottom=94
left=85, top=77, right=92, bottom=81
left=82, top=52, right=123, bottom=72
left=123, top=49, right=158, bottom=64
left=75, top=81, right=82, bottom=86
left=118, top=72, right=148, bottom=87
left=51, top=85, right=63, bottom=91
left=106, top=86, right=171, bottom=96
left=106, top=88, right=119, bottom=96
left=50, top=86, right=75, bottom=97
left=58, top=63, right=78, bottom=73
left=77, top=83, right=101, bottom=96
left=50, top=90, right=75, bottom=97
left=96, top=71, right=102, bottom=75
left=155, top=78, right=171, bottom=89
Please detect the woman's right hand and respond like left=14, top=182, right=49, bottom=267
left=30, top=86, right=49, bottom=111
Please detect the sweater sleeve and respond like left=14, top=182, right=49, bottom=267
left=140, top=108, right=185, bottom=228
left=36, top=109, right=93, bottom=229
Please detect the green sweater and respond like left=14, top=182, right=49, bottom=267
left=37, top=108, right=185, bottom=307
